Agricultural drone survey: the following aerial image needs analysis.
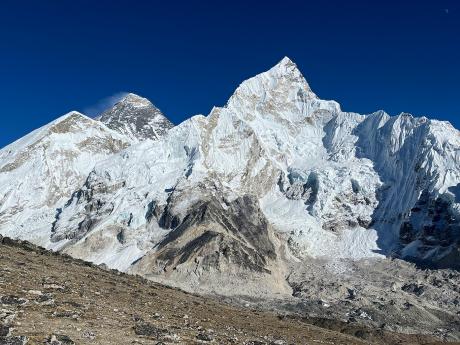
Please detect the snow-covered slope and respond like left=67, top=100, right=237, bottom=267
left=0, top=112, right=130, bottom=245
left=0, top=93, right=174, bottom=247
left=99, top=93, right=174, bottom=142
left=1, top=57, right=459, bottom=295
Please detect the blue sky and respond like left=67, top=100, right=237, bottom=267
left=0, top=0, right=459, bottom=148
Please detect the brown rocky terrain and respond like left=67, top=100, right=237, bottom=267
left=0, top=235, right=458, bottom=345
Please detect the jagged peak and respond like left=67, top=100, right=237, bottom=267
left=99, top=93, right=173, bottom=142
left=54, top=110, right=90, bottom=122
left=100, top=93, right=164, bottom=121
left=270, top=56, right=302, bottom=77
left=116, top=93, right=154, bottom=108
left=373, top=109, right=389, bottom=116
left=227, top=57, right=318, bottom=110
left=278, top=56, right=295, bottom=65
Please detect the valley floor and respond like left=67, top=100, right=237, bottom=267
left=0, top=236, right=457, bottom=345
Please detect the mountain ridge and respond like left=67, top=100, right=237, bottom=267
left=0, top=57, right=459, bottom=339
left=2, top=57, right=460, bottom=267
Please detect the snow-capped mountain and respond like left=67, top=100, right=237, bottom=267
left=99, top=93, right=173, bottom=142
left=0, top=112, right=130, bottom=246
left=1, top=57, right=459, bottom=295
left=0, top=96, right=173, bottom=248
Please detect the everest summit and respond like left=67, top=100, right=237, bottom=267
left=100, top=93, right=174, bottom=142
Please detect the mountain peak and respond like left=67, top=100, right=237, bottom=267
left=269, top=57, right=314, bottom=92
left=274, top=56, right=296, bottom=70
left=99, top=94, right=173, bottom=142
left=226, top=57, right=317, bottom=112
left=269, top=56, right=300, bottom=75
left=118, top=93, right=152, bottom=108
left=48, top=111, right=94, bottom=132
left=55, top=110, right=88, bottom=121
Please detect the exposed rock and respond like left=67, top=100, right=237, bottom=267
left=0, top=326, right=10, bottom=337
left=401, top=283, right=425, bottom=296
left=0, top=296, right=27, bottom=306
left=0, top=237, right=448, bottom=345
left=0, top=336, right=27, bottom=345
left=46, top=335, right=75, bottom=345
left=35, top=293, right=54, bottom=305
left=52, top=311, right=79, bottom=319
left=271, top=340, right=286, bottom=345
left=133, top=322, right=169, bottom=338
left=196, top=332, right=214, bottom=341
left=82, top=330, right=95, bottom=340
left=100, top=93, right=173, bottom=142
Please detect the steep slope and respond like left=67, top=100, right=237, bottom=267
left=352, top=113, right=460, bottom=265
left=99, top=93, right=174, bottom=142
left=5, top=234, right=439, bottom=345
left=0, top=112, right=130, bottom=246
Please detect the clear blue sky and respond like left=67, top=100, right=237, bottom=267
left=0, top=0, right=459, bottom=148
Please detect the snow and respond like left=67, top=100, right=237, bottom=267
left=0, top=111, right=131, bottom=246
left=1, top=57, right=460, bottom=272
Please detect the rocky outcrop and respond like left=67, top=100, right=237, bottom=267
left=138, top=195, right=276, bottom=274
left=127, top=193, right=290, bottom=296
left=99, top=93, right=173, bottom=142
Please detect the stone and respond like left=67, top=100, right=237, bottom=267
left=46, top=334, right=75, bottom=345
left=0, top=296, right=27, bottom=305
left=196, top=333, right=214, bottom=341
left=0, top=336, right=28, bottom=345
left=0, top=326, right=10, bottom=337
left=133, top=323, right=168, bottom=338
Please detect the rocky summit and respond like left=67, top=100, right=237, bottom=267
left=0, top=57, right=459, bottom=342
left=99, top=93, right=174, bottom=142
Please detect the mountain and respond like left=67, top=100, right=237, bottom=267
left=50, top=57, right=460, bottom=274
left=99, top=93, right=174, bottom=142
left=1, top=57, right=459, bottom=339
left=0, top=112, right=130, bottom=246
left=0, top=97, right=173, bottom=247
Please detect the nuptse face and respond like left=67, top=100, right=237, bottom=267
left=0, top=57, right=459, bottom=292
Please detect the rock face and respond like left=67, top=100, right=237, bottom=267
left=99, top=93, right=173, bottom=142
left=1, top=57, right=460, bottom=296
left=130, top=194, right=288, bottom=296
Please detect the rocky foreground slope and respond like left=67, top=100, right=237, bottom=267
left=0, top=235, right=454, bottom=345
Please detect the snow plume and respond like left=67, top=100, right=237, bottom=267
left=83, top=92, right=129, bottom=118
